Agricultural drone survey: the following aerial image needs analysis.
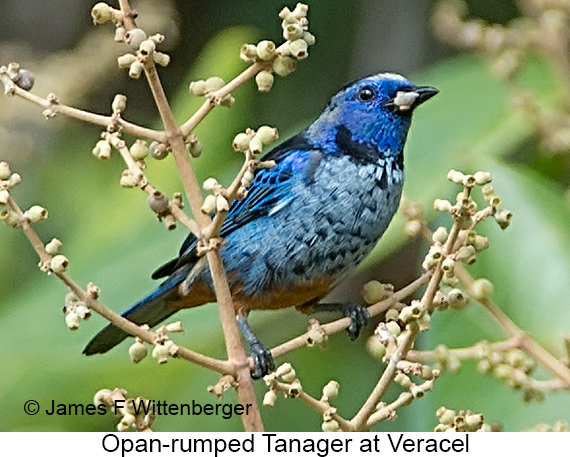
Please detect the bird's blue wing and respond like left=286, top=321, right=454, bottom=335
left=151, top=133, right=313, bottom=279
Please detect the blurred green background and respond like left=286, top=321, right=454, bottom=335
left=1, top=0, right=570, bottom=432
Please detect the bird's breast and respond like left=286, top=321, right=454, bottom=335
left=218, top=153, right=404, bottom=306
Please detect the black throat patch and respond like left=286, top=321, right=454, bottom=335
left=336, top=125, right=404, bottom=172
left=336, top=125, right=381, bottom=164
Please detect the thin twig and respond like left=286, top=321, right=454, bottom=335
left=0, top=73, right=165, bottom=142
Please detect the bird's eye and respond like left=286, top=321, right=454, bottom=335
left=356, top=86, right=376, bottom=102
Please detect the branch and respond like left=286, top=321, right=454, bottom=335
left=0, top=71, right=165, bottom=142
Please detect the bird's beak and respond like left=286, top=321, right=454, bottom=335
left=413, top=86, right=439, bottom=107
left=384, top=86, right=438, bottom=113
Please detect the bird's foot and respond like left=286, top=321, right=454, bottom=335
left=340, top=302, right=370, bottom=340
left=311, top=302, right=370, bottom=340
left=237, top=314, right=275, bottom=379
left=250, top=342, right=275, bottom=380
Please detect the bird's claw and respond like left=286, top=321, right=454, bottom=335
left=250, top=342, right=275, bottom=379
left=342, top=303, right=370, bottom=340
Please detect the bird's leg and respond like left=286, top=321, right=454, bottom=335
left=310, top=302, right=370, bottom=340
left=236, top=313, right=275, bottom=379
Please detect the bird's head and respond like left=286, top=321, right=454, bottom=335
left=305, top=73, right=438, bottom=158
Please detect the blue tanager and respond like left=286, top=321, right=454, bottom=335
left=84, top=73, right=438, bottom=378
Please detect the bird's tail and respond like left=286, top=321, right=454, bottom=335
left=83, top=271, right=187, bottom=355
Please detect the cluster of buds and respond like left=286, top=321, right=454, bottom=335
left=127, top=136, right=196, bottom=163
left=63, top=290, right=91, bottom=331
left=92, top=2, right=171, bottom=72
left=368, top=301, right=431, bottom=361
left=95, top=129, right=145, bottom=179
left=103, top=134, right=151, bottom=188
left=3, top=203, right=48, bottom=228
left=427, top=248, right=492, bottom=311
left=425, top=170, right=510, bottom=286
left=0, top=161, right=20, bottom=188
left=528, top=95, right=570, bottom=155
left=117, top=30, right=170, bottom=78
left=394, top=364, right=438, bottom=387
left=94, top=387, right=156, bottom=432
left=435, top=406, right=487, bottom=432
left=392, top=367, right=439, bottom=407
left=207, top=375, right=238, bottom=400
left=434, top=0, right=570, bottom=79
left=240, top=3, right=314, bottom=92
left=189, top=77, right=234, bottom=107
left=275, top=362, right=299, bottom=385
left=128, top=321, right=184, bottom=364
left=151, top=339, right=179, bottom=365
left=0, top=168, right=70, bottom=276
left=1, top=62, right=34, bottom=91
left=201, top=177, right=230, bottom=215
left=475, top=343, right=539, bottom=401
left=480, top=183, right=512, bottom=229
left=439, top=169, right=507, bottom=226
left=262, top=362, right=302, bottom=407
left=232, top=125, right=279, bottom=156
left=118, top=396, right=155, bottom=432
left=426, top=230, right=473, bottom=309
